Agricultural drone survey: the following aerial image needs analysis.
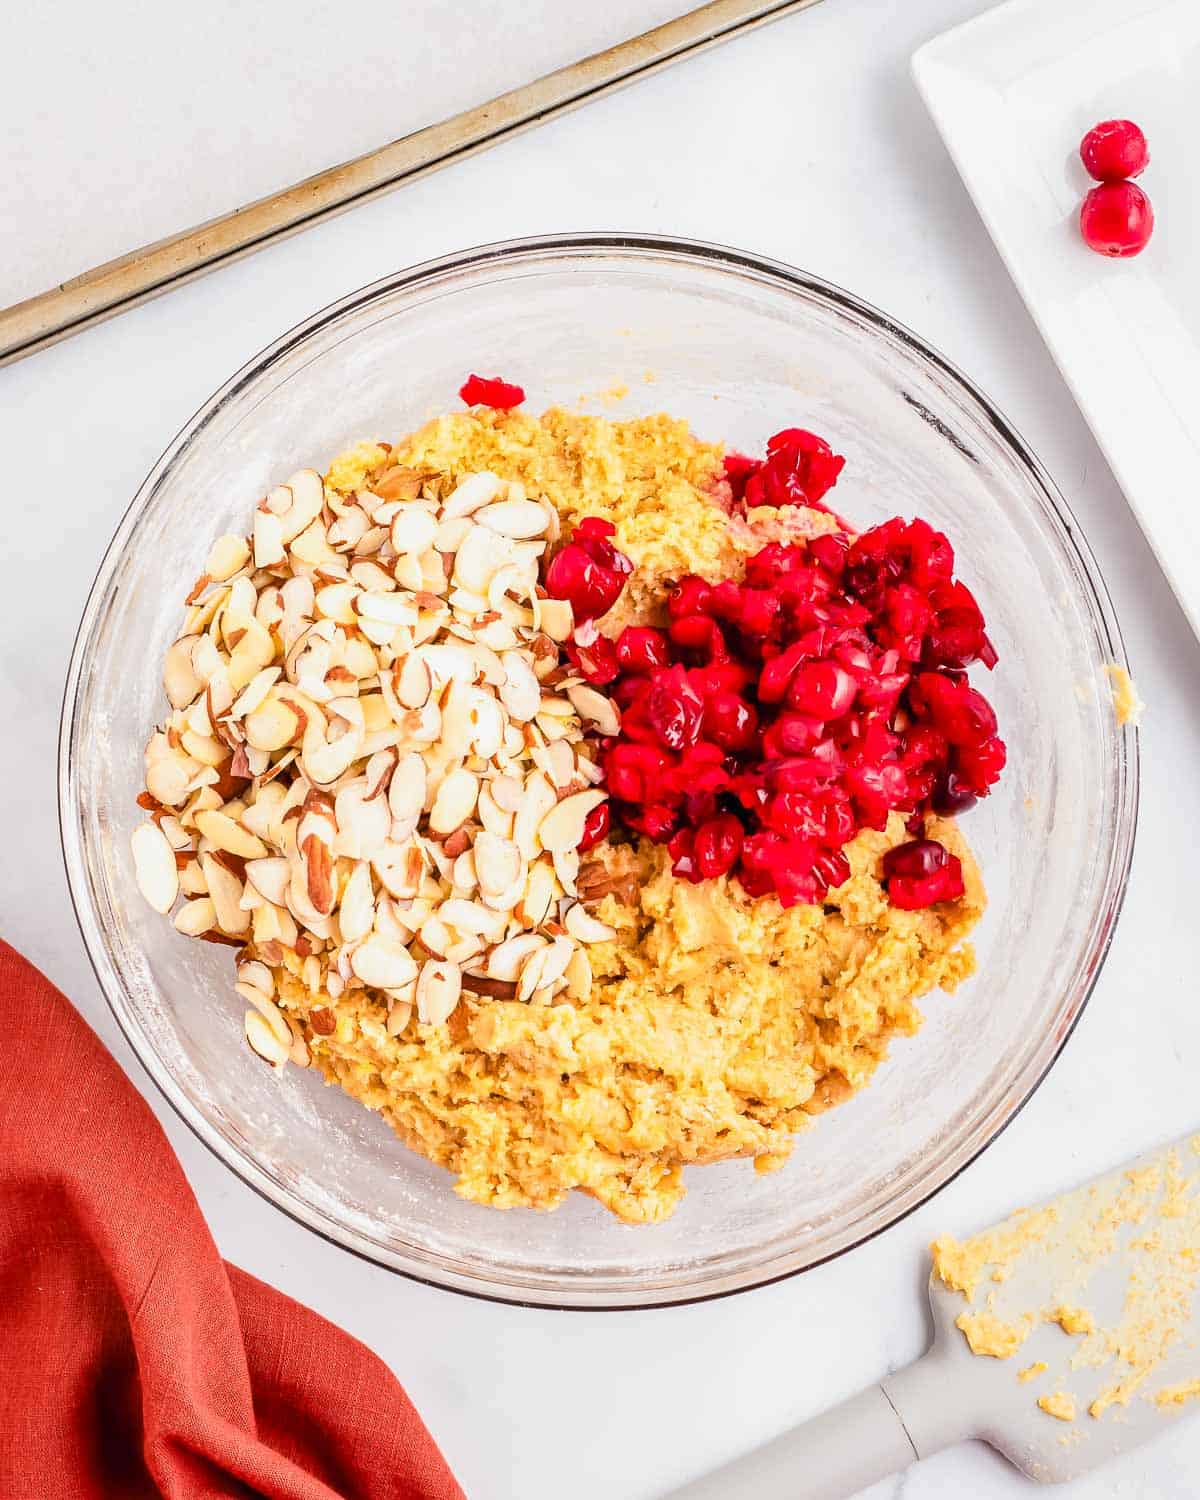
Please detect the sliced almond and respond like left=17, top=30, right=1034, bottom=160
left=200, top=852, right=249, bottom=934
left=473, top=830, right=523, bottom=902
left=498, top=651, right=541, bottom=721
left=564, top=902, right=617, bottom=944
left=314, top=581, right=359, bottom=625
left=243, top=692, right=301, bottom=752
left=275, top=469, right=325, bottom=544
left=333, top=780, right=390, bottom=859
left=373, top=840, right=424, bottom=900
left=245, top=1009, right=290, bottom=1067
left=537, top=790, right=607, bottom=854
left=163, top=637, right=205, bottom=710
left=545, top=738, right=578, bottom=791
left=513, top=771, right=557, bottom=860
left=534, top=597, right=574, bottom=642
left=475, top=498, right=551, bottom=539
left=338, top=861, right=376, bottom=942
left=253, top=509, right=286, bottom=568
left=486, top=932, right=546, bottom=982
left=206, top=533, right=251, bottom=582
left=441, top=471, right=501, bottom=519
left=567, top=683, right=621, bottom=737
left=350, top=934, right=419, bottom=990
left=476, top=782, right=513, bottom=840
left=230, top=666, right=282, bottom=720
left=438, top=898, right=507, bottom=939
left=174, top=896, right=216, bottom=936
left=490, top=775, right=524, bottom=814
left=386, top=999, right=413, bottom=1035
left=237, top=986, right=293, bottom=1049
left=131, top=821, right=179, bottom=913
left=159, top=814, right=193, bottom=851
left=429, top=767, right=479, bottom=834
left=415, top=960, right=462, bottom=1025
left=453, top=525, right=506, bottom=594
left=564, top=945, right=592, bottom=1001
left=390, top=505, right=439, bottom=555
left=516, top=859, right=557, bottom=927
left=237, top=959, right=276, bottom=997
left=194, top=809, right=269, bottom=860
left=145, top=755, right=195, bottom=808
left=395, top=653, right=432, bottom=710
left=387, top=752, right=427, bottom=829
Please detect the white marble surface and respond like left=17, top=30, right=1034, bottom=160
left=3, top=1, right=1198, bottom=1496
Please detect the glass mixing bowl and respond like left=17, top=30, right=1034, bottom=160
left=60, top=235, right=1137, bottom=1309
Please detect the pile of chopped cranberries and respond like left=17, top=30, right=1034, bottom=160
left=545, top=427, right=1007, bottom=912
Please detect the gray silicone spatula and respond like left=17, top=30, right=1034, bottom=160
left=664, top=1131, right=1200, bottom=1498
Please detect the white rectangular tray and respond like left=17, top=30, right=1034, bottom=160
left=913, top=0, right=1200, bottom=636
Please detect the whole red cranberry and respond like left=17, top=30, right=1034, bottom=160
left=1080, top=182, right=1154, bottom=257
left=1080, top=119, right=1149, bottom=182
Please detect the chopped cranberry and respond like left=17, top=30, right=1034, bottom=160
left=912, top=674, right=997, bottom=746
left=668, top=827, right=700, bottom=882
left=786, top=661, right=859, bottom=720
left=458, top=373, right=526, bottom=409
left=669, top=613, right=727, bottom=659
left=668, top=577, right=715, bottom=619
left=882, top=839, right=965, bottom=909
left=694, top=815, right=743, bottom=879
left=882, top=839, right=949, bottom=880
left=932, top=769, right=977, bottom=817
left=1080, top=119, right=1149, bottom=183
left=774, top=713, right=824, bottom=754
left=646, top=665, right=705, bottom=751
left=757, top=641, right=810, bottom=704
left=954, top=735, right=1007, bottom=795
left=704, top=692, right=759, bottom=750
left=615, top=626, right=672, bottom=674
left=578, top=801, right=611, bottom=853
left=1080, top=181, right=1154, bottom=257
left=545, top=520, right=633, bottom=622
left=723, top=452, right=762, bottom=507
left=638, top=803, right=681, bottom=841
left=580, top=424, right=1003, bottom=910
left=746, top=428, right=847, bottom=510
left=567, top=635, right=620, bottom=685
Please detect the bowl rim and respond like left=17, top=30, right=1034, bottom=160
left=58, top=230, right=1139, bottom=1310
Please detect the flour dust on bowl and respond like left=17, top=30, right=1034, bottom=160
left=59, top=235, right=1137, bottom=1309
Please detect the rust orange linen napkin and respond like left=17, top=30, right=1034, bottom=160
left=0, top=940, right=467, bottom=1500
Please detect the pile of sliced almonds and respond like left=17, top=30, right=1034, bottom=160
left=131, top=461, right=622, bottom=1069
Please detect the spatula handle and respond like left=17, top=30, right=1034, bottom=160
left=661, top=1382, right=917, bottom=1500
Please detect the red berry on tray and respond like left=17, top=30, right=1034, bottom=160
left=1079, top=119, right=1149, bottom=182
left=1079, top=181, right=1154, bottom=257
